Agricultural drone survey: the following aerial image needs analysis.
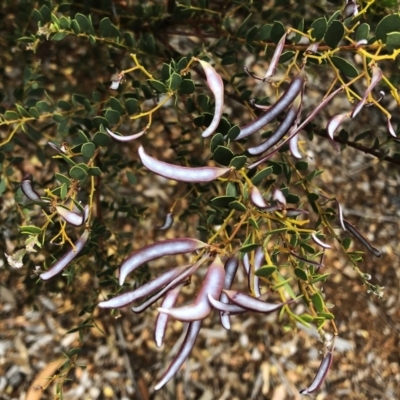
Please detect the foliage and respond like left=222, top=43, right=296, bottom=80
left=1, top=0, right=399, bottom=395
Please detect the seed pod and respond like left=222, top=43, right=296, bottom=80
left=273, top=188, right=286, bottom=206
left=247, top=91, right=302, bottom=155
left=300, top=351, right=334, bottom=394
left=158, top=256, right=225, bottom=321
left=20, top=175, right=41, bottom=202
left=155, top=283, right=185, bottom=348
left=106, top=127, right=147, bottom=142
left=40, top=230, right=90, bottom=280
left=223, top=289, right=292, bottom=313
left=343, top=219, right=381, bottom=258
left=250, top=185, right=269, bottom=209
left=327, top=113, right=347, bottom=152
left=154, top=320, right=202, bottom=391
left=311, top=233, right=332, bottom=249
left=387, top=117, right=397, bottom=138
left=289, top=129, right=302, bottom=159
left=48, top=142, right=66, bottom=154
left=342, top=0, right=358, bottom=20
left=157, top=212, right=174, bottom=230
left=286, top=208, right=309, bottom=217
left=336, top=200, right=346, bottom=231
left=289, top=250, right=324, bottom=268
left=119, top=238, right=208, bottom=285
left=99, top=264, right=190, bottom=308
left=263, top=33, right=287, bottom=81
left=56, top=206, right=85, bottom=226
left=236, top=69, right=305, bottom=140
left=208, top=294, right=247, bottom=314
left=138, top=146, right=231, bottom=183
left=220, top=256, right=239, bottom=329
left=351, top=65, right=383, bottom=118
left=197, top=59, right=224, bottom=138
left=251, top=247, right=264, bottom=297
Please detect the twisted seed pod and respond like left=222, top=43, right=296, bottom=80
left=263, top=33, right=287, bottom=81
left=20, top=175, right=41, bottom=202
left=138, top=146, right=231, bottom=183
left=311, top=233, right=332, bottom=249
left=300, top=351, right=334, bottom=394
left=106, top=127, right=146, bottom=142
left=119, top=238, right=208, bottom=285
left=197, top=59, right=224, bottom=138
left=250, top=185, right=269, bottom=208
left=157, top=212, right=174, bottom=230
left=56, top=206, right=85, bottom=226
left=40, top=230, right=90, bottom=280
left=220, top=256, right=239, bottom=329
left=158, top=256, right=225, bottom=321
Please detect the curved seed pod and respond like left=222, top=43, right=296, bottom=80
left=236, top=69, right=305, bottom=140
left=158, top=256, right=225, bottom=321
left=48, top=142, right=66, bottom=154
left=286, top=208, right=309, bottom=217
left=138, top=146, right=231, bottom=183
left=119, top=238, right=208, bottom=285
left=56, top=206, right=85, bottom=226
left=242, top=253, right=250, bottom=274
left=311, top=233, right=332, bottom=249
left=343, top=219, right=381, bottom=258
left=250, top=100, right=272, bottom=111
left=306, top=42, right=319, bottom=54
left=356, top=39, right=368, bottom=48
left=220, top=256, right=239, bottom=329
left=244, top=65, right=263, bottom=81
left=250, top=185, right=269, bottom=208
left=157, top=212, right=174, bottom=230
left=83, top=204, right=90, bottom=223
left=247, top=91, right=301, bottom=155
left=342, top=0, right=358, bottom=20
left=327, top=113, right=347, bottom=147
left=40, top=230, right=90, bottom=280
left=208, top=294, right=247, bottom=314
left=106, top=127, right=146, bottom=142
left=289, top=250, right=324, bottom=268
left=223, top=289, right=291, bottom=313
left=21, top=175, right=41, bottom=202
left=132, top=256, right=210, bottom=313
left=197, top=59, right=224, bottom=138
left=387, top=117, right=397, bottom=138
left=252, top=247, right=265, bottom=297
left=155, top=283, right=185, bottom=348
left=154, top=320, right=202, bottom=391
left=289, top=129, right=302, bottom=159
left=263, top=33, right=287, bottom=81
left=300, top=350, right=334, bottom=394
left=263, top=204, right=283, bottom=213
left=336, top=200, right=346, bottom=231
left=351, top=65, right=383, bottom=118
left=99, top=264, right=189, bottom=308
left=273, top=188, right=286, bottom=206
left=248, top=87, right=344, bottom=170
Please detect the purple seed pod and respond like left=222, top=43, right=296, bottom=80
left=20, top=175, right=41, bottom=202
left=155, top=283, right=185, bottom=348
left=158, top=256, right=225, bottom=322
left=157, top=212, right=174, bottom=230
left=343, top=219, right=381, bottom=258
left=106, top=127, right=147, bottom=142
left=342, top=0, right=358, bottom=20
left=220, top=256, right=239, bottom=329
left=236, top=68, right=305, bottom=141
left=83, top=205, right=90, bottom=223
left=306, top=42, right=319, bottom=54
left=138, top=145, right=231, bottom=183
left=244, top=65, right=263, bottom=81
left=40, top=230, right=90, bottom=280
left=223, top=289, right=292, bottom=313
left=289, top=129, right=302, bottom=159
left=263, top=33, right=287, bottom=81
left=250, top=100, right=272, bottom=111
left=327, top=113, right=348, bottom=152
left=56, top=206, right=85, bottom=226
left=119, top=238, right=208, bottom=285
left=153, top=320, right=202, bottom=391
left=289, top=250, right=324, bottom=268
left=197, top=59, right=224, bottom=138
left=311, top=233, right=332, bottom=249
left=99, top=264, right=190, bottom=308
left=336, top=200, right=346, bottom=231
left=247, top=91, right=302, bottom=155
left=252, top=246, right=264, bottom=297
left=132, top=256, right=210, bottom=313
left=300, top=350, right=334, bottom=394
left=351, top=65, right=383, bottom=118
left=387, top=117, right=397, bottom=138
left=286, top=208, right=309, bottom=217
left=242, top=253, right=250, bottom=274
left=250, top=185, right=269, bottom=208
left=208, top=294, right=247, bottom=314
left=273, top=188, right=286, bottom=206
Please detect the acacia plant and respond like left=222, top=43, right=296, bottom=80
left=1, top=0, right=399, bottom=396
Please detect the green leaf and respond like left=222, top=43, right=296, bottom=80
left=59, top=16, right=71, bottom=29
left=239, top=243, right=260, bottom=253
left=294, top=267, right=308, bottom=281
left=55, top=173, right=71, bottom=185
left=40, top=5, right=51, bottom=22
left=376, top=14, right=400, bottom=43
left=149, top=80, right=167, bottom=94
left=324, top=20, right=344, bottom=49
left=356, top=23, right=370, bottom=42
left=169, top=73, right=182, bottom=91
left=310, top=17, right=327, bottom=41
left=57, top=100, right=72, bottom=111
left=229, top=155, right=247, bottom=169
left=20, top=225, right=42, bottom=234
left=125, top=98, right=138, bottom=115
left=249, top=217, right=259, bottom=229
left=75, top=13, right=94, bottom=34
left=271, top=21, right=285, bottom=44
left=255, top=265, right=277, bottom=277
left=60, top=183, right=68, bottom=200
left=342, top=237, right=352, bottom=250
left=295, top=161, right=308, bottom=171
left=4, top=111, right=20, bottom=120
left=71, top=19, right=80, bottom=34
left=109, top=97, right=124, bottom=114
left=69, top=164, right=88, bottom=180
left=236, top=13, right=252, bottom=38
left=226, top=125, right=240, bottom=140
left=104, top=109, right=120, bottom=125
left=213, top=145, right=234, bottom=166
left=36, top=101, right=49, bottom=113
left=52, top=32, right=68, bottom=41
left=331, top=56, right=359, bottom=77
left=386, top=32, right=400, bottom=52
left=311, top=292, right=324, bottom=313
left=93, top=131, right=111, bottom=147
left=0, top=178, right=6, bottom=195
left=32, top=9, right=43, bottom=22
left=99, top=17, right=113, bottom=37
left=279, top=51, right=295, bottom=63
left=88, top=167, right=101, bottom=176
left=258, top=24, right=272, bottom=41
left=81, top=142, right=96, bottom=158
left=28, top=107, right=40, bottom=119
left=251, top=166, right=273, bottom=185
left=178, top=79, right=195, bottom=95
left=229, top=201, right=246, bottom=212
left=210, top=196, right=236, bottom=207
left=294, top=19, right=304, bottom=44
left=210, top=133, right=224, bottom=153
left=246, top=26, right=258, bottom=43
left=126, top=171, right=137, bottom=184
